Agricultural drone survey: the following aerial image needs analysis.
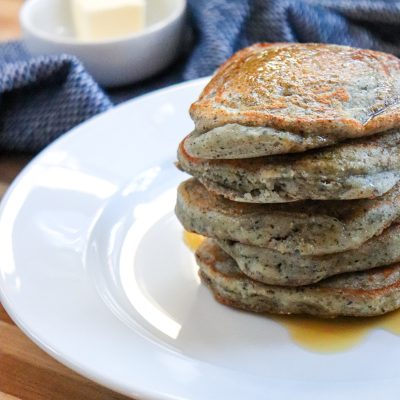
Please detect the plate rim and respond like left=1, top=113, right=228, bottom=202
left=0, top=77, right=209, bottom=400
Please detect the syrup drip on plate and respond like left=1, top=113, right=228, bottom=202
left=183, top=231, right=400, bottom=352
left=271, top=312, right=400, bottom=353
left=183, top=231, right=205, bottom=252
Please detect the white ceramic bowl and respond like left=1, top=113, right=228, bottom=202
left=20, top=0, right=186, bottom=87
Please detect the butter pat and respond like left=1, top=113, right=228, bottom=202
left=71, top=0, right=146, bottom=41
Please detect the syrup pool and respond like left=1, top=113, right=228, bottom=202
left=183, top=231, right=400, bottom=352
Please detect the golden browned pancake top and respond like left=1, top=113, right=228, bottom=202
left=190, top=43, right=400, bottom=138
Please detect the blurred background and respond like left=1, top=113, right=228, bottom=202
left=1, top=0, right=22, bottom=40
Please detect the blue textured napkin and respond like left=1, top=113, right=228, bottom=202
left=2, top=0, right=400, bottom=153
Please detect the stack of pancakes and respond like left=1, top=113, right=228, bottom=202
left=175, top=43, right=400, bottom=318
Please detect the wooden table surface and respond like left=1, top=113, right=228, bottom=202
left=0, top=2, right=132, bottom=399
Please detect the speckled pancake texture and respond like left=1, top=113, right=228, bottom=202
left=197, top=239, right=400, bottom=317
left=217, top=223, right=400, bottom=286
left=187, top=43, right=400, bottom=159
left=176, top=179, right=400, bottom=256
left=178, top=129, right=400, bottom=202
left=175, top=43, right=400, bottom=318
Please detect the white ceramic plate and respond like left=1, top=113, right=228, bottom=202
left=1, top=79, right=400, bottom=400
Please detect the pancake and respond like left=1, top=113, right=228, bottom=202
left=178, top=129, right=400, bottom=202
left=197, top=239, right=400, bottom=317
left=187, top=43, right=400, bottom=159
left=217, top=223, right=400, bottom=286
left=175, top=178, right=400, bottom=255
left=183, top=125, right=337, bottom=160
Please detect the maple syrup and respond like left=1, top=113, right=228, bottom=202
left=183, top=231, right=400, bottom=352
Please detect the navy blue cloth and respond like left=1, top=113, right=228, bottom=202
left=2, top=0, right=400, bottom=153
left=0, top=43, right=112, bottom=152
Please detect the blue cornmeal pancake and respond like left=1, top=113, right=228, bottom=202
left=217, top=223, right=400, bottom=286
left=177, top=129, right=400, bottom=202
left=197, top=239, right=400, bottom=317
left=175, top=178, right=400, bottom=256
left=187, top=43, right=400, bottom=160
